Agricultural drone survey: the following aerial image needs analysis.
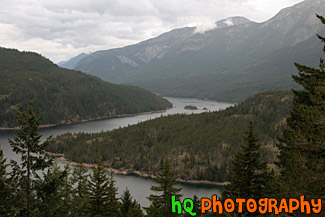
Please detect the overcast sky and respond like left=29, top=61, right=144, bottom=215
left=0, top=0, right=304, bottom=63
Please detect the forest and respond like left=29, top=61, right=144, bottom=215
left=0, top=48, right=171, bottom=128
left=46, top=90, right=293, bottom=183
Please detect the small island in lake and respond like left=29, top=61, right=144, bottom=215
left=184, top=105, right=198, bottom=110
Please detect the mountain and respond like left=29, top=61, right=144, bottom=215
left=58, top=53, right=89, bottom=69
left=74, top=0, right=324, bottom=102
left=47, top=90, right=293, bottom=182
left=0, top=48, right=171, bottom=128
left=74, top=16, right=252, bottom=83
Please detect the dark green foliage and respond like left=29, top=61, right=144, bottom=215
left=106, top=172, right=121, bottom=216
left=120, top=188, right=144, bottom=217
left=146, top=159, right=182, bottom=217
left=223, top=122, right=273, bottom=216
left=184, top=105, right=198, bottom=110
left=192, top=195, right=201, bottom=217
left=60, top=165, right=73, bottom=216
left=0, top=149, right=12, bottom=217
left=277, top=14, right=325, bottom=215
left=35, top=165, right=68, bottom=217
left=8, top=103, right=53, bottom=216
left=0, top=47, right=171, bottom=128
left=70, top=165, right=91, bottom=217
left=47, top=90, right=293, bottom=182
left=88, top=158, right=120, bottom=217
left=2, top=104, right=147, bottom=217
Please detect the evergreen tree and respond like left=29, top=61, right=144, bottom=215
left=35, top=164, right=67, bottom=217
left=120, top=188, right=144, bottom=217
left=88, top=157, right=119, bottom=216
left=8, top=103, right=53, bottom=216
left=223, top=122, right=272, bottom=216
left=277, top=14, right=325, bottom=215
left=70, top=165, right=91, bottom=217
left=192, top=195, right=201, bottom=216
left=59, top=165, right=73, bottom=216
left=107, top=172, right=121, bottom=216
left=146, top=159, right=182, bottom=217
left=0, top=149, right=12, bottom=217
left=183, top=195, right=202, bottom=217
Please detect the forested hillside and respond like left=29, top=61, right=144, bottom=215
left=0, top=48, right=171, bottom=128
left=47, top=90, right=293, bottom=182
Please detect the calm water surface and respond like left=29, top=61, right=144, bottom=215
left=0, top=97, right=233, bottom=207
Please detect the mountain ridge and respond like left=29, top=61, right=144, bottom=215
left=0, top=47, right=171, bottom=128
left=58, top=53, right=89, bottom=69
left=74, top=0, right=325, bottom=102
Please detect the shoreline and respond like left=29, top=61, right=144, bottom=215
left=164, top=96, right=235, bottom=105
left=0, top=109, right=167, bottom=131
left=0, top=97, right=234, bottom=131
left=48, top=153, right=228, bottom=187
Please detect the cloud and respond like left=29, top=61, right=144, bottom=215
left=194, top=19, right=217, bottom=34
left=0, top=0, right=304, bottom=63
left=224, top=18, right=234, bottom=26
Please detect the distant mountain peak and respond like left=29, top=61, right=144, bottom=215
left=216, top=16, right=252, bottom=29
left=58, top=52, right=89, bottom=69
left=193, top=16, right=251, bottom=34
left=260, top=0, right=325, bottom=45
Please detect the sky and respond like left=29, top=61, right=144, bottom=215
left=0, top=0, right=304, bottom=63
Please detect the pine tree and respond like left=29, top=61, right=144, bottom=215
left=146, top=159, right=182, bottom=217
left=192, top=195, right=201, bottom=216
left=223, top=122, right=272, bottom=216
left=107, top=172, right=120, bottom=216
left=277, top=14, right=325, bottom=214
left=59, top=165, right=73, bottom=216
left=120, top=188, right=144, bottom=217
left=183, top=195, right=202, bottom=217
left=0, top=149, right=12, bottom=217
left=70, top=165, right=91, bottom=217
left=88, top=157, right=120, bottom=216
left=8, top=103, right=53, bottom=216
left=35, top=164, right=67, bottom=217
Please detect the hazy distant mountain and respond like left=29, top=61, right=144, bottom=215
left=74, top=0, right=325, bottom=102
left=58, top=53, right=89, bottom=69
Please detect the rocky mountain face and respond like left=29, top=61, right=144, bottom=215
left=74, top=0, right=325, bottom=102
left=74, top=16, right=253, bottom=84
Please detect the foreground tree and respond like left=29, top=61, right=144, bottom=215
left=35, top=164, right=67, bottom=217
left=88, top=157, right=120, bottom=216
left=120, top=188, right=144, bottom=217
left=223, top=122, right=272, bottom=216
left=70, top=165, right=91, bottom=217
left=9, top=103, right=53, bottom=216
left=277, top=14, right=325, bottom=215
left=146, top=159, right=182, bottom=217
left=0, top=149, right=12, bottom=216
left=106, top=172, right=120, bottom=216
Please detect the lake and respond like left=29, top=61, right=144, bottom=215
left=0, top=97, right=233, bottom=207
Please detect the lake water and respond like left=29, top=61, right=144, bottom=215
left=0, top=97, right=233, bottom=207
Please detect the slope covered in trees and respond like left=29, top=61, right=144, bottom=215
left=47, top=90, right=293, bottom=183
left=0, top=48, right=171, bottom=128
